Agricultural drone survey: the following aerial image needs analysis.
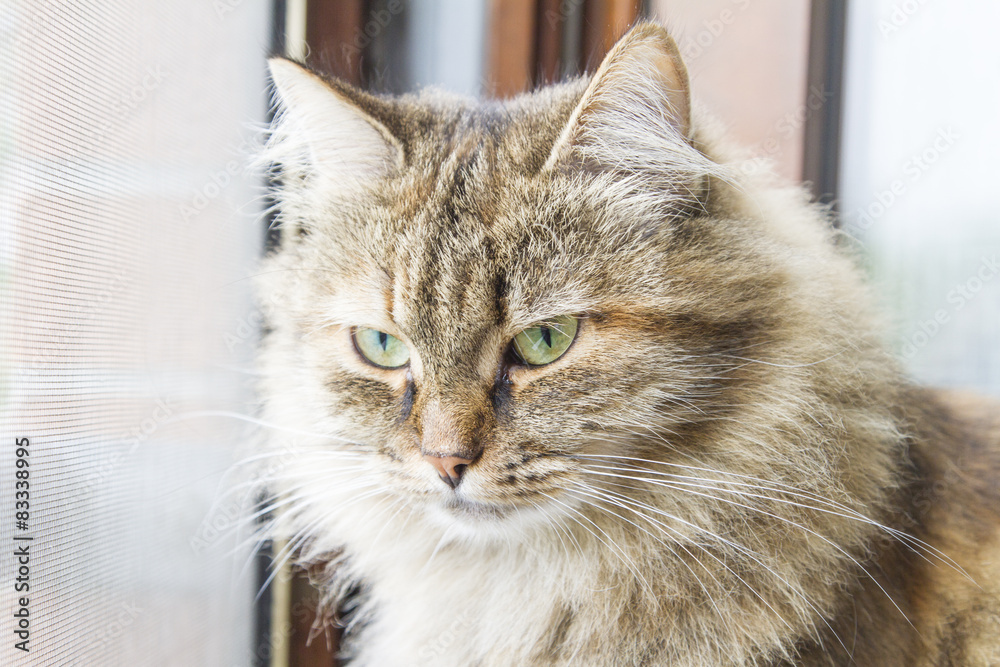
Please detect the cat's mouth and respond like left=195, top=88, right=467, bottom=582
left=439, top=496, right=514, bottom=521
left=431, top=490, right=578, bottom=535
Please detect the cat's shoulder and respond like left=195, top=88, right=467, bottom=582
left=905, top=387, right=1000, bottom=665
left=909, top=387, right=1000, bottom=518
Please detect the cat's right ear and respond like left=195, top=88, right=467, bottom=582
left=542, top=22, right=716, bottom=197
left=267, top=58, right=403, bottom=189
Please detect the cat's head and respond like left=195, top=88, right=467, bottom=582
left=258, top=23, right=892, bottom=550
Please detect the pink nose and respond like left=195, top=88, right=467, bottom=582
left=423, top=455, right=474, bottom=489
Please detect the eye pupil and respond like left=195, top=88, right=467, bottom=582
left=354, top=327, right=410, bottom=368
left=511, top=315, right=578, bottom=366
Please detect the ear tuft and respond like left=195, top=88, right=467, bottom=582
left=543, top=22, right=717, bottom=198
left=266, top=58, right=402, bottom=190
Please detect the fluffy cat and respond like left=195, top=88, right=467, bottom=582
left=255, top=22, right=1000, bottom=666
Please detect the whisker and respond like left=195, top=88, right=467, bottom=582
left=570, top=481, right=852, bottom=657
left=575, top=458, right=970, bottom=579
left=566, top=482, right=798, bottom=637
left=577, top=469, right=916, bottom=632
left=170, top=410, right=371, bottom=445
left=564, top=483, right=734, bottom=657
left=538, top=491, right=656, bottom=599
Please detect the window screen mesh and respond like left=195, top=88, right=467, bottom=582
left=1, top=1, right=269, bottom=664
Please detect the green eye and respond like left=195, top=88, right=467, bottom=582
left=512, top=315, right=578, bottom=366
left=354, top=327, right=410, bottom=368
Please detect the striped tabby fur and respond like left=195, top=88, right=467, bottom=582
left=255, top=22, right=1000, bottom=666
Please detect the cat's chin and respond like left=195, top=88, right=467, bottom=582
left=423, top=493, right=579, bottom=542
left=440, top=496, right=513, bottom=521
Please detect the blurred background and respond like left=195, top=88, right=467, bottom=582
left=0, top=1, right=996, bottom=666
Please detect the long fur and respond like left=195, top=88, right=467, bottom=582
left=253, top=22, right=1000, bottom=666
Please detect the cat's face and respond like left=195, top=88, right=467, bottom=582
left=261, top=26, right=787, bottom=539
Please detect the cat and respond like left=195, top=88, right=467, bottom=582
left=255, top=21, right=1000, bottom=666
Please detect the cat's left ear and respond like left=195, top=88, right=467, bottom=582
left=543, top=22, right=694, bottom=172
left=268, top=58, right=403, bottom=188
